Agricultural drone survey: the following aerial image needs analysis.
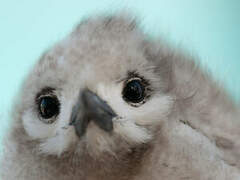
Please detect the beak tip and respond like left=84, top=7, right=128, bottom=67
left=71, top=89, right=116, bottom=137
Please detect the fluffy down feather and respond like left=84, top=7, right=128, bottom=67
left=1, top=14, right=240, bottom=180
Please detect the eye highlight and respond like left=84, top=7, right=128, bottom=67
left=36, top=88, right=60, bottom=124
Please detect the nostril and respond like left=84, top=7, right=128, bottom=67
left=69, top=118, right=76, bottom=126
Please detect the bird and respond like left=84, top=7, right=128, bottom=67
left=1, top=14, right=240, bottom=180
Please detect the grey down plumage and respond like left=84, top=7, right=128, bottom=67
left=1, top=14, right=240, bottom=180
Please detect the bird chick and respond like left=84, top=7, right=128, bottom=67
left=1, top=15, right=240, bottom=180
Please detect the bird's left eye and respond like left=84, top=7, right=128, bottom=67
left=122, top=79, right=145, bottom=104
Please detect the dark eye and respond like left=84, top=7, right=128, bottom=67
left=38, top=96, right=60, bottom=122
left=122, top=79, right=145, bottom=104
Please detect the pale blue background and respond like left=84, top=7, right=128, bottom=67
left=0, top=0, right=239, bottom=154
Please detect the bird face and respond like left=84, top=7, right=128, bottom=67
left=19, top=16, right=172, bottom=158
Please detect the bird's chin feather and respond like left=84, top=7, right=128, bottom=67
left=113, top=118, right=152, bottom=144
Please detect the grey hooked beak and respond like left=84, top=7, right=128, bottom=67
left=70, top=89, right=116, bottom=137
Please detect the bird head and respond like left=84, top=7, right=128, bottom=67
left=14, top=15, right=173, bottom=160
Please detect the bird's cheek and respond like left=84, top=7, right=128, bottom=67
left=22, top=109, right=56, bottom=139
left=113, top=118, right=153, bottom=144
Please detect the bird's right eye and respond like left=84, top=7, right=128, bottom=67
left=37, top=95, right=60, bottom=123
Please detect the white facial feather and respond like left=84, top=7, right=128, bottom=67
left=23, top=109, right=55, bottom=139
left=96, top=82, right=172, bottom=144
